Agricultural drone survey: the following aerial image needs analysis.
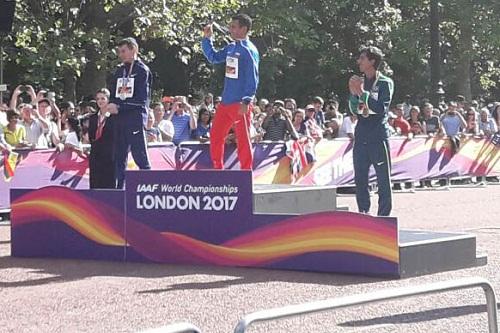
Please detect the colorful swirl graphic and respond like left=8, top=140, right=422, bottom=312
left=11, top=187, right=399, bottom=268
left=11, top=187, right=125, bottom=246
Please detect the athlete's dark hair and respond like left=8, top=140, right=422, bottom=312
left=359, top=46, right=384, bottom=70
left=232, top=14, right=252, bottom=32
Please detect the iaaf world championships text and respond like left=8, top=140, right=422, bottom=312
left=136, top=184, right=239, bottom=195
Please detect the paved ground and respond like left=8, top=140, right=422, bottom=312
left=0, top=185, right=499, bottom=333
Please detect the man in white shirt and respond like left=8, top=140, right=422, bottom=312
left=19, top=103, right=50, bottom=148
left=479, top=108, right=498, bottom=137
left=37, top=98, right=62, bottom=147
left=338, top=113, right=357, bottom=139
left=152, top=102, right=174, bottom=142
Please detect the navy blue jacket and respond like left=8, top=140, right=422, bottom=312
left=109, top=59, right=152, bottom=126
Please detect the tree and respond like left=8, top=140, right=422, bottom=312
left=429, top=0, right=442, bottom=105
left=241, top=0, right=401, bottom=106
left=434, top=0, right=500, bottom=100
left=7, top=0, right=240, bottom=101
left=4, top=0, right=500, bottom=105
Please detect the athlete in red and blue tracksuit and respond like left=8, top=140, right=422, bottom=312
left=109, top=38, right=152, bottom=188
left=201, top=15, right=259, bottom=170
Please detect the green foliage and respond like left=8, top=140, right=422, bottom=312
left=391, top=0, right=500, bottom=101
left=7, top=0, right=240, bottom=99
left=242, top=0, right=402, bottom=105
left=3, top=0, right=500, bottom=104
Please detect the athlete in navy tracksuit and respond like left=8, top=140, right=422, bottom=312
left=108, top=38, right=152, bottom=189
left=348, top=47, right=394, bottom=216
left=201, top=14, right=259, bottom=170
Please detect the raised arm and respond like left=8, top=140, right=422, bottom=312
left=201, top=24, right=229, bottom=64
left=186, top=104, right=197, bottom=130
left=457, top=113, right=467, bottom=129
left=9, top=85, right=23, bottom=110
left=285, top=114, right=299, bottom=141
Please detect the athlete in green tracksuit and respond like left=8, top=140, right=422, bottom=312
left=348, top=46, right=394, bottom=216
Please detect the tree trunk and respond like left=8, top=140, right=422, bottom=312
left=63, top=68, right=76, bottom=102
left=456, top=0, right=473, bottom=101
left=75, top=1, right=111, bottom=101
left=77, top=48, right=107, bottom=100
left=429, top=0, right=441, bottom=105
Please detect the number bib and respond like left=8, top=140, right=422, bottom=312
left=116, top=77, right=135, bottom=100
left=225, top=56, right=239, bottom=79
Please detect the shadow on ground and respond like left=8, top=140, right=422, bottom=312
left=0, top=254, right=385, bottom=291
left=339, top=303, right=500, bottom=327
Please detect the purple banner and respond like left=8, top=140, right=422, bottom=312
left=125, top=170, right=253, bottom=242
left=11, top=187, right=126, bottom=261
left=1, top=137, right=499, bottom=210
left=10, top=170, right=400, bottom=277
left=298, top=136, right=500, bottom=186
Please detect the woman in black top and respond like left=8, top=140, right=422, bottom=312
left=88, top=88, right=118, bottom=189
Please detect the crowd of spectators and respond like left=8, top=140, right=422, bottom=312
left=1, top=86, right=499, bottom=154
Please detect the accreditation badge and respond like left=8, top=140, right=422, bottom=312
left=116, top=78, right=135, bottom=100
left=225, top=56, right=239, bottom=79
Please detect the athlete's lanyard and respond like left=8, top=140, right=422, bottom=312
left=119, top=61, right=135, bottom=101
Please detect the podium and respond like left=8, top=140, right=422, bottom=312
left=10, top=170, right=485, bottom=278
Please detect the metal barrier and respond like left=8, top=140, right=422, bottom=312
left=234, top=277, right=498, bottom=333
left=140, top=322, right=202, bottom=333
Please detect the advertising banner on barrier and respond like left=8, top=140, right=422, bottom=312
left=1, top=137, right=499, bottom=210
left=294, top=136, right=500, bottom=186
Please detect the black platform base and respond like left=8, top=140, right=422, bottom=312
left=399, top=230, right=486, bottom=278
